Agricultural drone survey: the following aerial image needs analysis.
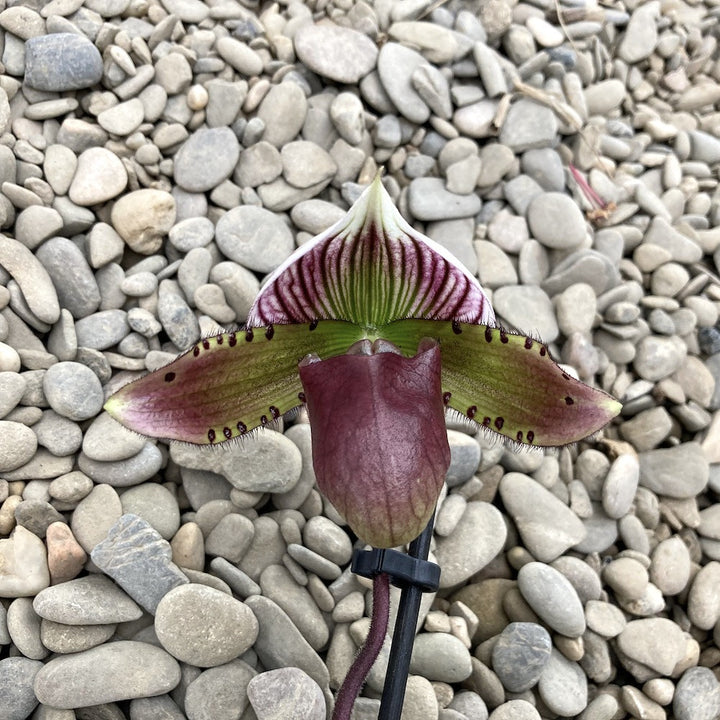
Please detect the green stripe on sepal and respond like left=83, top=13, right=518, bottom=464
left=380, top=319, right=622, bottom=447
left=105, top=320, right=366, bottom=445
left=248, top=174, right=494, bottom=329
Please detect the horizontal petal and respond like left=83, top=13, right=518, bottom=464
left=380, top=319, right=622, bottom=447
left=299, top=340, right=450, bottom=548
left=105, top=321, right=365, bottom=444
left=248, top=174, right=494, bottom=328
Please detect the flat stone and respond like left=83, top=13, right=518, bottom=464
left=155, top=584, right=258, bottom=667
left=527, top=192, right=588, bottom=250
left=410, top=633, right=473, bottom=683
left=674, top=667, right=720, bottom=720
left=492, top=622, right=552, bottom=692
left=377, top=42, right=430, bottom=124
left=70, top=483, right=123, bottom=553
left=688, top=561, right=720, bottom=629
left=408, top=177, right=481, bottom=221
left=97, top=98, right=145, bottom=136
left=174, top=127, right=240, bottom=193
left=91, top=514, right=188, bottom=614
left=0, top=525, right=50, bottom=598
left=245, top=595, right=330, bottom=689
left=33, top=574, right=142, bottom=624
left=650, top=536, right=691, bottom=596
left=111, top=189, right=176, bottom=255
left=435, top=502, right=507, bottom=588
left=24, top=33, right=102, bottom=91
left=282, top=141, right=337, bottom=189
left=537, top=649, right=587, bottom=717
left=0, top=420, right=36, bottom=472
left=247, top=667, right=326, bottom=720
left=295, top=23, right=378, bottom=84
left=170, top=430, right=301, bottom=494
left=518, top=562, right=586, bottom=637
left=0, top=237, right=60, bottom=325
left=82, top=411, right=147, bottom=462
left=42, top=361, right=104, bottom=421
left=184, top=660, right=257, bottom=720
left=36, top=237, right=101, bottom=319
left=40, top=618, right=115, bottom=654
left=34, top=641, right=181, bottom=709
left=616, top=618, right=686, bottom=676
left=78, top=443, right=164, bottom=488
left=499, top=473, right=586, bottom=562
left=0, top=657, right=43, bottom=720
left=120, top=484, right=180, bottom=540
left=499, top=99, right=558, bottom=152
left=257, top=83, right=307, bottom=148
left=617, top=1, right=659, bottom=63
left=492, top=285, right=559, bottom=342
left=69, top=147, right=128, bottom=205
left=602, top=454, right=639, bottom=519
left=639, top=442, right=708, bottom=498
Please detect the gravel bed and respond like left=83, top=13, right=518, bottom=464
left=1, top=0, right=720, bottom=719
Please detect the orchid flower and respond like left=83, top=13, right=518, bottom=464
left=105, top=174, right=621, bottom=549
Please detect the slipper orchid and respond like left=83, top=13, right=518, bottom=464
left=105, top=174, right=621, bottom=548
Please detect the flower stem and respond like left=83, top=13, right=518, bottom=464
left=332, top=571, right=391, bottom=720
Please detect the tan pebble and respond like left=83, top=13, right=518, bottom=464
left=46, top=521, right=87, bottom=584
left=110, top=189, right=176, bottom=255
left=170, top=521, right=205, bottom=571
left=0, top=494, right=22, bottom=534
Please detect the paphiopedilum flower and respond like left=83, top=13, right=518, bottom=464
left=106, top=175, right=621, bottom=548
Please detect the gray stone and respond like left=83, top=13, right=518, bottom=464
left=500, top=473, right=586, bottom=562
left=0, top=657, right=43, bottom=720
left=33, top=574, right=142, bottom=624
left=0, top=420, right=36, bottom=472
left=377, top=43, right=430, bottom=124
left=492, top=285, right=559, bottom=342
left=78, top=444, right=164, bottom=488
left=91, top=514, right=188, bottom=614
left=25, top=33, right=102, bottom=91
left=492, top=622, right=552, bottom=692
left=617, top=1, right=659, bottom=63
left=184, top=660, right=257, bottom=720
left=537, top=649, right=587, bottom=717
left=155, top=584, right=258, bottom=667
left=0, top=237, right=60, bottom=325
left=83, top=412, right=147, bottom=462
left=245, top=595, right=330, bottom=689
left=616, top=618, right=687, bottom=676
left=257, top=83, right=307, bottom=148
left=42, top=361, right=104, bottom=421
left=40, top=618, right=116, bottom=655
left=527, top=192, right=588, bottom=250
left=174, top=127, right=240, bottom=193
left=408, top=177, right=481, bottom=221
left=295, top=23, right=378, bottom=84
left=674, top=667, right=720, bottom=720
left=74, top=309, right=130, bottom=350
left=518, top=562, right=586, bottom=637
left=499, top=99, right=558, bottom=152
left=435, top=502, right=507, bottom=589
left=215, top=205, right=295, bottom=274
left=170, top=431, right=301, bottom=494
left=410, top=633, right=473, bottom=683
left=34, top=641, right=181, bottom=709
left=639, top=442, right=708, bottom=498
left=70, top=483, right=123, bottom=553
left=69, top=147, right=128, bottom=206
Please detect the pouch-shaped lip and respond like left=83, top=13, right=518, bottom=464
left=299, top=339, right=450, bottom=548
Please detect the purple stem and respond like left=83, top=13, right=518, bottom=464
left=332, top=572, right=391, bottom=720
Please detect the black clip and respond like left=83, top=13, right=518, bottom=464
left=351, top=547, right=441, bottom=592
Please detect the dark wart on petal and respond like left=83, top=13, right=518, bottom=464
left=164, top=372, right=175, bottom=382
left=265, top=324, right=274, bottom=340
left=245, top=328, right=254, bottom=341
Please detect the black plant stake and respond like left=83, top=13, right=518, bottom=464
left=349, top=514, right=440, bottom=720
